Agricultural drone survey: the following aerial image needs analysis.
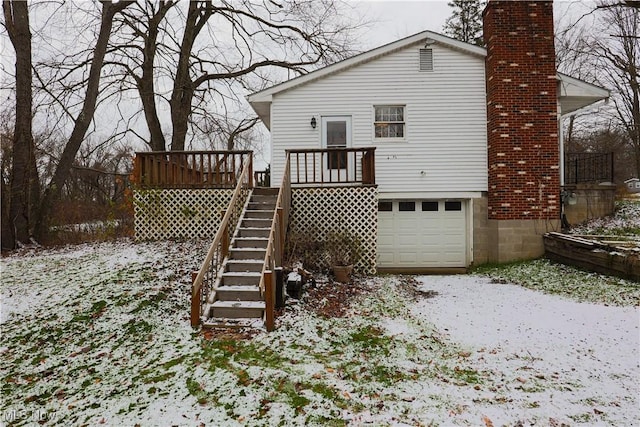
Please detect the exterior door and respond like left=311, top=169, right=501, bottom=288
left=321, top=116, right=352, bottom=181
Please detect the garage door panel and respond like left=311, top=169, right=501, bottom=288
left=398, top=251, right=418, bottom=263
left=378, top=199, right=468, bottom=269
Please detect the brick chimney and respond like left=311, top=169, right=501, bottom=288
left=483, top=0, right=560, bottom=261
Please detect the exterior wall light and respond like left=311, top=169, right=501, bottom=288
left=310, top=116, right=317, bottom=129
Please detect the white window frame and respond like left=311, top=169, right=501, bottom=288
left=373, top=105, right=406, bottom=141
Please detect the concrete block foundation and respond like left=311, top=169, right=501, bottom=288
left=487, top=218, right=561, bottom=264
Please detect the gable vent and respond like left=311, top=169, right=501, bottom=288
left=419, top=48, right=433, bottom=72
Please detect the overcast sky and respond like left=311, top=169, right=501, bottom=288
left=351, top=0, right=590, bottom=51
left=354, top=0, right=453, bottom=48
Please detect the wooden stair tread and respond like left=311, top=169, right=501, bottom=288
left=202, top=318, right=264, bottom=329
left=212, top=300, right=265, bottom=308
left=217, top=285, right=260, bottom=290
left=222, top=271, right=261, bottom=277
left=226, top=259, right=265, bottom=263
left=231, top=247, right=266, bottom=251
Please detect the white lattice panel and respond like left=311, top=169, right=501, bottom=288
left=134, top=189, right=233, bottom=240
left=290, top=186, right=378, bottom=274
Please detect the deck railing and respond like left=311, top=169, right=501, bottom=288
left=287, top=147, right=376, bottom=186
left=190, top=157, right=253, bottom=327
left=133, top=150, right=252, bottom=188
left=565, top=152, right=614, bottom=185
left=254, top=169, right=271, bottom=187
left=261, top=153, right=291, bottom=331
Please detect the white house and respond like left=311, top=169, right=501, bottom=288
left=248, top=0, right=609, bottom=272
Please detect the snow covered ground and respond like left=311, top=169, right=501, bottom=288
left=1, top=239, right=639, bottom=426
left=413, top=275, right=639, bottom=425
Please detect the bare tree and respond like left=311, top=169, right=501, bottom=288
left=2, top=0, right=40, bottom=248
left=591, top=1, right=640, bottom=176
left=555, top=14, right=600, bottom=152
left=34, top=0, right=134, bottom=240
left=555, top=1, right=639, bottom=181
left=111, top=0, right=175, bottom=151
left=109, top=0, right=364, bottom=152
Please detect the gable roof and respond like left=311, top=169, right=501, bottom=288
left=247, top=30, right=609, bottom=128
left=247, top=30, right=485, bottom=128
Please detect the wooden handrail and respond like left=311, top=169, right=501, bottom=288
left=190, top=155, right=253, bottom=327
left=134, top=150, right=252, bottom=189
left=286, top=147, right=375, bottom=186
left=261, top=153, right=291, bottom=331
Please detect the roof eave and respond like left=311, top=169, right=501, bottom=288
left=558, top=73, right=610, bottom=115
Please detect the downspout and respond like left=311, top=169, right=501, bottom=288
left=559, top=101, right=570, bottom=230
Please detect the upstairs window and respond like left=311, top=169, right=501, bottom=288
left=374, top=105, right=405, bottom=139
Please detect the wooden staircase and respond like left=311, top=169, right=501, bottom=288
left=205, top=187, right=279, bottom=326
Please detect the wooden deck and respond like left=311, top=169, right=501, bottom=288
left=132, top=151, right=252, bottom=188
left=287, top=147, right=375, bottom=186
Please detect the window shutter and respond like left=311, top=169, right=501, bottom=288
left=419, top=48, right=433, bottom=71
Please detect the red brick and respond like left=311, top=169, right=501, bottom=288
left=483, top=0, right=559, bottom=220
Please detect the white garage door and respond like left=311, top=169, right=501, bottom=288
left=377, top=200, right=468, bottom=269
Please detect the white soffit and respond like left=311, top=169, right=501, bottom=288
left=558, top=73, right=610, bottom=115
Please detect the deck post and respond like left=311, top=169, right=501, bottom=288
left=264, top=270, right=275, bottom=332
left=190, top=271, right=200, bottom=328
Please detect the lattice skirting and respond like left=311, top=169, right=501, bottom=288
left=134, top=189, right=233, bottom=240
left=290, top=186, right=378, bottom=274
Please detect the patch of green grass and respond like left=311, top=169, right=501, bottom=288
left=369, top=364, right=410, bottom=385
left=304, top=416, right=347, bottom=427
left=185, top=377, right=203, bottom=397
left=130, top=291, right=168, bottom=314
left=144, top=371, right=176, bottom=384
left=275, top=378, right=309, bottom=412
left=161, top=355, right=186, bottom=370
left=122, top=319, right=153, bottom=336
left=349, top=326, right=392, bottom=356
left=451, top=366, right=482, bottom=385
left=474, top=258, right=640, bottom=306
left=569, top=412, right=593, bottom=422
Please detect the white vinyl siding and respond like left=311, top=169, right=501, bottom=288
left=269, top=40, right=487, bottom=195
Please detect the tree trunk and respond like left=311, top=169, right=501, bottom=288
left=137, top=1, right=172, bottom=151
left=34, top=1, right=133, bottom=240
left=3, top=0, right=40, bottom=248
left=169, top=1, right=212, bottom=151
